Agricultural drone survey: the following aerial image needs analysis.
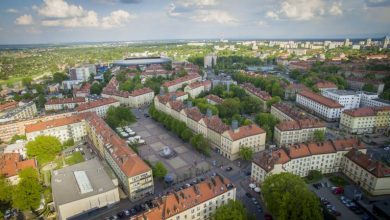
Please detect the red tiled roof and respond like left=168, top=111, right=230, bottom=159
left=0, top=101, right=18, bottom=112
left=129, top=87, right=153, bottom=97
left=307, top=141, right=336, bottom=155
left=272, top=103, right=315, bottom=121
left=0, top=153, right=36, bottom=178
left=332, top=138, right=364, bottom=151
left=76, top=98, right=118, bottom=112
left=202, top=116, right=229, bottom=134
left=25, top=113, right=85, bottom=133
left=187, top=80, right=211, bottom=89
left=315, top=81, right=338, bottom=89
left=184, top=107, right=203, bottom=122
left=276, top=119, right=325, bottom=131
left=205, top=94, right=223, bottom=104
left=163, top=74, right=201, bottom=88
left=241, top=83, right=272, bottom=101
left=343, top=107, right=376, bottom=117
left=345, top=148, right=390, bottom=178
left=225, top=124, right=265, bottom=141
left=157, top=91, right=187, bottom=104
left=46, top=97, right=86, bottom=105
left=253, top=149, right=290, bottom=172
left=298, top=90, right=343, bottom=108
left=287, top=144, right=311, bottom=159
left=168, top=100, right=185, bottom=112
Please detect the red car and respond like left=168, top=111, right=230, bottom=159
left=264, top=214, right=273, bottom=220
left=332, top=187, right=344, bottom=195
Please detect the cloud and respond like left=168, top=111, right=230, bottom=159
left=15, top=14, right=34, bottom=25
left=266, top=0, right=344, bottom=21
left=42, top=11, right=99, bottom=27
left=167, top=3, right=182, bottom=17
left=365, top=0, right=390, bottom=7
left=191, top=10, right=237, bottom=24
left=120, top=0, right=142, bottom=3
left=175, top=0, right=219, bottom=8
left=102, top=10, right=135, bottom=28
left=6, top=8, right=19, bottom=13
left=256, top=20, right=269, bottom=27
left=329, top=2, right=343, bottom=16
left=37, top=0, right=85, bottom=18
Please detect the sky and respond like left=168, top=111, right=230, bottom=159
left=0, top=0, right=390, bottom=44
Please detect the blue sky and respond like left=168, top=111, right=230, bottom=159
left=0, top=0, right=390, bottom=44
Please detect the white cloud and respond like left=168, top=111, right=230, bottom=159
left=101, top=10, right=135, bottom=28
left=6, top=8, right=19, bottom=13
left=256, top=20, right=268, bottom=27
left=37, top=0, right=85, bottom=18
left=266, top=0, right=344, bottom=21
left=329, top=2, right=343, bottom=16
left=15, top=14, right=34, bottom=25
left=42, top=11, right=99, bottom=27
left=176, top=0, right=219, bottom=8
left=191, top=10, right=237, bottom=24
left=167, top=3, right=182, bottom=17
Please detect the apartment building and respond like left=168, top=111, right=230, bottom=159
left=155, top=93, right=266, bottom=160
left=360, top=92, right=390, bottom=107
left=316, top=81, right=338, bottom=94
left=343, top=149, right=390, bottom=196
left=131, top=175, right=236, bottom=220
left=153, top=91, right=188, bottom=115
left=128, top=87, right=155, bottom=108
left=25, top=114, right=87, bottom=143
left=163, top=74, right=202, bottom=92
left=205, top=94, right=223, bottom=105
left=0, top=153, right=37, bottom=185
left=322, top=89, right=361, bottom=110
left=274, top=119, right=326, bottom=146
left=69, top=64, right=96, bottom=81
left=45, top=97, right=86, bottom=111
left=346, top=77, right=384, bottom=94
left=251, top=138, right=366, bottom=185
left=0, top=101, right=37, bottom=122
left=73, top=83, right=91, bottom=97
left=76, top=97, right=119, bottom=117
left=270, top=103, right=315, bottom=122
left=241, top=83, right=272, bottom=111
left=283, top=83, right=309, bottom=100
left=296, top=91, right=343, bottom=121
left=340, top=106, right=390, bottom=134
left=184, top=80, right=212, bottom=98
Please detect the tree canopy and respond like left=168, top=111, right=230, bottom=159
left=26, top=135, right=62, bottom=164
left=90, top=82, right=103, bottom=95
left=9, top=134, right=26, bottom=144
left=313, top=130, right=326, bottom=142
left=239, top=146, right=254, bottom=161
left=105, top=106, right=136, bottom=128
left=213, top=200, right=251, bottom=220
left=12, top=168, right=42, bottom=211
left=153, top=162, right=168, bottom=179
left=262, top=173, right=323, bottom=220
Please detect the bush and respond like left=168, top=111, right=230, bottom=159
left=329, top=175, right=348, bottom=187
left=304, top=170, right=323, bottom=183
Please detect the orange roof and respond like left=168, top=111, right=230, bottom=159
left=205, top=94, right=223, bottom=104
left=76, top=98, right=118, bottom=112
left=46, top=97, right=86, bottom=105
left=253, top=149, right=290, bottom=172
left=298, top=90, right=343, bottom=108
left=129, top=87, right=153, bottom=97
left=225, top=124, right=265, bottom=141
left=187, top=80, right=211, bottom=89
left=332, top=138, right=364, bottom=151
left=287, top=144, right=311, bottom=159
left=163, top=74, right=201, bottom=88
left=315, top=81, right=337, bottom=89
left=343, top=107, right=376, bottom=117
left=184, top=107, right=203, bottom=122
left=241, top=83, right=272, bottom=101
left=157, top=91, right=187, bottom=104
left=345, top=149, right=390, bottom=178
left=25, top=114, right=84, bottom=133
left=307, top=141, right=336, bottom=155
left=0, top=153, right=36, bottom=178
left=272, top=103, right=315, bottom=121
left=132, top=175, right=234, bottom=220
left=0, top=101, right=18, bottom=112
left=276, top=119, right=325, bottom=131
left=168, top=100, right=185, bottom=112
left=202, top=116, right=230, bottom=134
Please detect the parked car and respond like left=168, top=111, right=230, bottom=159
left=245, top=192, right=253, bottom=198
left=331, top=187, right=344, bottom=195
left=225, top=166, right=233, bottom=172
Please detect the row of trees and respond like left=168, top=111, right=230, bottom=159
left=254, top=113, right=279, bottom=142
left=149, top=104, right=211, bottom=156
left=232, top=72, right=285, bottom=98
left=105, top=106, right=136, bottom=128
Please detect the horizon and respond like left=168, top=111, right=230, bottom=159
left=1, top=0, right=390, bottom=45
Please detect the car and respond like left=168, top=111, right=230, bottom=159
left=130, top=208, right=137, bottom=214
left=225, top=166, right=233, bottom=171
left=245, top=171, right=251, bottom=176
left=144, top=113, right=150, bottom=117
left=264, top=213, right=273, bottom=220
left=124, top=210, right=131, bottom=216
left=245, top=192, right=253, bottom=198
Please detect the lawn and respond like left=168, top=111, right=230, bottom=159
left=65, top=152, right=84, bottom=166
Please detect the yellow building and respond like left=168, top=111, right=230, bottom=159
left=340, top=106, right=390, bottom=134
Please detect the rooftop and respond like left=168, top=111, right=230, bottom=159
left=46, top=97, right=86, bottom=105
left=25, top=113, right=84, bottom=133
left=315, top=81, right=338, bottom=89
left=163, top=74, right=201, bottom=88
left=76, top=98, right=118, bottom=112
left=224, top=124, right=265, bottom=141
left=51, top=159, right=117, bottom=206
left=113, top=57, right=171, bottom=66
left=205, top=94, right=224, bottom=104
left=276, top=119, right=325, bottom=131
left=0, top=153, right=36, bottom=178
left=298, top=90, right=343, bottom=108
left=241, top=83, right=272, bottom=101
left=325, top=89, right=360, bottom=96
left=345, top=149, right=390, bottom=178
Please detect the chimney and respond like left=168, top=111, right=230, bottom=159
left=231, top=120, right=239, bottom=132
left=206, top=108, right=212, bottom=118
left=187, top=101, right=192, bottom=108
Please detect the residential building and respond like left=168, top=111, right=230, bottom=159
left=343, top=149, right=390, bottom=196
left=51, top=159, right=120, bottom=220
left=204, top=54, right=217, bottom=68
left=47, top=83, right=60, bottom=94
left=270, top=103, right=316, bottom=122
left=322, top=89, right=361, bottom=110
left=184, top=80, right=212, bottom=98
left=112, top=57, right=171, bottom=68
left=0, top=153, right=37, bottom=185
left=274, top=119, right=326, bottom=146
left=211, top=73, right=237, bottom=88
left=73, top=83, right=91, bottom=97
left=296, top=91, right=343, bottom=121
left=153, top=91, right=188, bottom=115
left=76, top=98, right=119, bottom=117
left=360, top=92, right=390, bottom=107
left=205, top=94, right=223, bottom=105
left=25, top=114, right=87, bottom=143
left=0, top=101, right=37, bottom=122
left=0, top=101, right=18, bottom=112
left=131, top=175, right=236, bottom=220
left=241, top=83, right=272, bottom=112
left=69, top=64, right=96, bottom=81
left=316, top=81, right=338, bottom=93
left=346, top=77, right=384, bottom=94
left=340, top=106, right=390, bottom=134
left=251, top=139, right=366, bottom=184
left=3, top=140, right=27, bottom=159
left=283, top=83, right=309, bottom=100
left=163, top=74, right=202, bottom=92
left=45, top=97, right=86, bottom=111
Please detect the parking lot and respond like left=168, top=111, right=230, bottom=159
left=129, top=110, right=212, bottom=183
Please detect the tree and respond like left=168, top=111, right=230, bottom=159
left=12, top=168, right=42, bottom=211
left=218, top=98, right=241, bottom=119
left=262, top=173, right=323, bottom=220
left=26, top=135, right=62, bottom=164
left=52, top=72, right=69, bottom=84
left=362, top=83, right=376, bottom=93
left=90, top=82, right=103, bottom=95
left=36, top=94, right=47, bottom=109
left=106, top=106, right=136, bottom=128
left=63, top=138, right=75, bottom=147
left=213, top=200, right=249, bottom=220
left=22, top=77, right=32, bottom=88
left=153, top=162, right=168, bottom=179
left=240, top=96, right=261, bottom=114
left=239, top=146, right=254, bottom=161
left=0, top=176, right=13, bottom=205
left=116, top=72, right=127, bottom=82
left=313, top=130, right=326, bottom=142
left=9, top=134, right=27, bottom=144
left=255, top=113, right=279, bottom=141
left=190, top=134, right=211, bottom=156
left=266, top=96, right=281, bottom=108
left=180, top=128, right=193, bottom=142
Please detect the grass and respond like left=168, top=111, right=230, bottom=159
left=65, top=152, right=84, bottom=165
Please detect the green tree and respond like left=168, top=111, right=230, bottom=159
left=116, top=72, right=127, bottom=82
left=362, top=83, right=376, bottom=93
left=105, top=106, right=136, bottom=128
left=180, top=128, right=193, bottom=142
left=190, top=134, right=211, bottom=156
left=36, top=94, right=47, bottom=109
left=26, top=135, right=62, bottom=164
left=262, top=173, right=323, bottom=220
left=52, top=72, right=69, bottom=84
left=218, top=98, right=241, bottom=119
left=240, top=96, right=261, bottom=114
left=103, top=70, right=112, bottom=83
left=9, top=134, right=27, bottom=144
left=239, top=146, right=254, bottom=161
left=313, top=130, right=326, bottom=142
left=153, top=162, right=168, bottom=179
left=63, top=138, right=75, bottom=147
left=266, top=96, right=281, bottom=109
left=90, top=82, right=103, bottom=95
left=255, top=113, right=279, bottom=141
left=22, top=77, right=32, bottom=88
left=0, top=176, right=13, bottom=206
left=213, top=200, right=249, bottom=220
left=12, top=168, right=42, bottom=211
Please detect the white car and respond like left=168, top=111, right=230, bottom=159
left=127, top=131, right=136, bottom=136
left=121, top=132, right=129, bottom=137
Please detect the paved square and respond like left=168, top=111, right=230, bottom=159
left=174, top=146, right=188, bottom=154
left=146, top=155, right=159, bottom=163
left=167, top=157, right=187, bottom=169
left=150, top=142, right=165, bottom=151
left=138, top=131, right=151, bottom=138
left=145, top=124, right=156, bottom=129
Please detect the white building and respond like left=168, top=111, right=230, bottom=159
left=296, top=91, right=343, bottom=121
left=69, top=64, right=96, bottom=81
left=360, top=92, right=390, bottom=107
left=204, top=54, right=217, bottom=68
left=3, top=140, right=27, bottom=159
left=45, top=97, right=86, bottom=111
left=184, top=80, right=212, bottom=98
left=322, top=89, right=361, bottom=110
left=75, top=98, right=119, bottom=117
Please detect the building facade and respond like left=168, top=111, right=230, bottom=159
left=163, top=74, right=202, bottom=92
left=340, top=106, right=390, bottom=134
left=322, top=89, right=361, bottom=110
left=75, top=98, right=120, bottom=117
left=45, top=97, right=86, bottom=111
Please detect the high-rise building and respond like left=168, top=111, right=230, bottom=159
left=204, top=54, right=217, bottom=68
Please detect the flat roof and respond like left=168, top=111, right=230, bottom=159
left=112, top=57, right=171, bottom=66
left=326, top=89, right=359, bottom=96
left=51, top=159, right=117, bottom=206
